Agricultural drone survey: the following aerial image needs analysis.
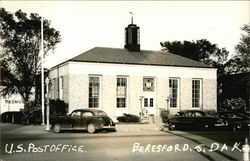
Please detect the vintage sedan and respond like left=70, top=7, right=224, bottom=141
left=215, top=111, right=250, bottom=130
left=50, top=109, right=116, bottom=133
left=167, top=110, right=222, bottom=130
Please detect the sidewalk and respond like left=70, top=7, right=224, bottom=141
left=1, top=122, right=168, bottom=137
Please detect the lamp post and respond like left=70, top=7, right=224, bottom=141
left=45, top=77, right=50, bottom=131
left=139, top=96, right=144, bottom=112
left=166, top=97, right=170, bottom=111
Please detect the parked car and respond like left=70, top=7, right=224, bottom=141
left=167, top=110, right=222, bottom=130
left=50, top=109, right=116, bottom=133
left=0, top=111, right=24, bottom=124
left=215, top=111, right=250, bottom=130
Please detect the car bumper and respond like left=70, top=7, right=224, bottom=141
left=214, top=123, right=226, bottom=127
left=102, top=125, right=116, bottom=130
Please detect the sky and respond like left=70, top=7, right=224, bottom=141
left=1, top=1, right=249, bottom=68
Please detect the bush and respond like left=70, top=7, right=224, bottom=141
left=159, top=108, right=170, bottom=123
left=23, top=100, right=42, bottom=125
left=220, top=97, right=247, bottom=112
left=49, top=99, right=68, bottom=116
left=117, top=113, right=140, bottom=123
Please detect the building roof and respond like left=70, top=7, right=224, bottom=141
left=66, top=47, right=213, bottom=68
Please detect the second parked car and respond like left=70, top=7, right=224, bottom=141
left=50, top=109, right=116, bottom=133
left=167, top=110, right=222, bottom=130
left=215, top=111, right=250, bottom=130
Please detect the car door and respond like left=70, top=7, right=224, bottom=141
left=81, top=111, right=95, bottom=128
left=180, top=111, right=194, bottom=128
left=71, top=110, right=82, bottom=129
left=193, top=111, right=206, bottom=127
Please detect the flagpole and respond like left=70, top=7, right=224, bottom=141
left=41, top=17, right=45, bottom=125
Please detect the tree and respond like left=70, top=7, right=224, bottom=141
left=0, top=8, right=61, bottom=105
left=160, top=39, right=229, bottom=78
left=224, top=24, right=250, bottom=74
left=160, top=39, right=229, bottom=110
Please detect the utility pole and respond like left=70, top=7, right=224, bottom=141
left=41, top=17, right=45, bottom=125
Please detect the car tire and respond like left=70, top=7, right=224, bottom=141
left=168, top=123, right=176, bottom=131
left=54, top=124, right=61, bottom=133
left=233, top=124, right=242, bottom=131
left=87, top=123, right=96, bottom=133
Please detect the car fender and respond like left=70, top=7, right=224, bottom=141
left=86, top=119, right=103, bottom=129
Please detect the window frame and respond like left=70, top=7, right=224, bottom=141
left=192, top=79, right=202, bottom=108
left=116, top=76, right=128, bottom=108
left=169, top=78, right=180, bottom=108
left=88, top=75, right=101, bottom=108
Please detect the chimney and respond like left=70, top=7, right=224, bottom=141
left=124, top=12, right=140, bottom=52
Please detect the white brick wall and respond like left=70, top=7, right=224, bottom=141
left=49, top=61, right=217, bottom=119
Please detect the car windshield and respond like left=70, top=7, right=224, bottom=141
left=97, top=111, right=107, bottom=116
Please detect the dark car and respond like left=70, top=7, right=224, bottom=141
left=215, top=111, right=250, bottom=130
left=0, top=111, right=24, bottom=124
left=50, top=109, right=116, bottom=133
left=167, top=110, right=222, bottom=130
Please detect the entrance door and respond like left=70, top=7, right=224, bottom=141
left=143, top=97, right=156, bottom=115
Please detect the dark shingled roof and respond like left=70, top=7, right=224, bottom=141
left=68, top=47, right=213, bottom=68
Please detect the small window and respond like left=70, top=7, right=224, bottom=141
left=150, top=98, right=153, bottom=107
left=195, top=112, right=205, bottom=117
left=144, top=98, right=148, bottom=107
left=72, top=111, right=81, bottom=117
left=82, top=112, right=93, bottom=117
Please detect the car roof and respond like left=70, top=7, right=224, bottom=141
left=181, top=110, right=206, bottom=113
left=72, top=109, right=104, bottom=113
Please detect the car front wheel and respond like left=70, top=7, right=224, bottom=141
left=168, top=123, right=176, bottom=130
left=54, top=124, right=61, bottom=133
left=87, top=123, right=96, bottom=133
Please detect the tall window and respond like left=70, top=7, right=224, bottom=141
left=117, top=77, right=127, bottom=108
left=169, top=78, right=179, bottom=108
left=59, top=76, right=64, bottom=100
left=192, top=79, right=202, bottom=108
left=89, top=76, right=100, bottom=108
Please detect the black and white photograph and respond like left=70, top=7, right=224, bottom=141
left=0, top=1, right=249, bottom=161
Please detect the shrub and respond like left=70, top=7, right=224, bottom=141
left=23, top=100, right=42, bottom=125
left=117, top=113, right=140, bottom=123
left=220, top=97, right=247, bottom=112
left=159, top=108, right=170, bottom=123
left=49, top=99, right=68, bottom=116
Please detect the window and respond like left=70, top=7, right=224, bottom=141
left=192, top=79, right=202, bottom=108
left=169, top=78, right=179, bottom=108
left=117, top=77, right=127, bottom=108
left=72, top=111, right=81, bottom=117
left=143, top=78, right=154, bottom=91
left=144, top=98, right=148, bottom=107
left=89, top=76, right=100, bottom=108
left=59, top=76, right=64, bottom=100
left=82, top=112, right=93, bottom=117
left=150, top=98, right=153, bottom=107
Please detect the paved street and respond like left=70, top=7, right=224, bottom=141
left=0, top=123, right=249, bottom=161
